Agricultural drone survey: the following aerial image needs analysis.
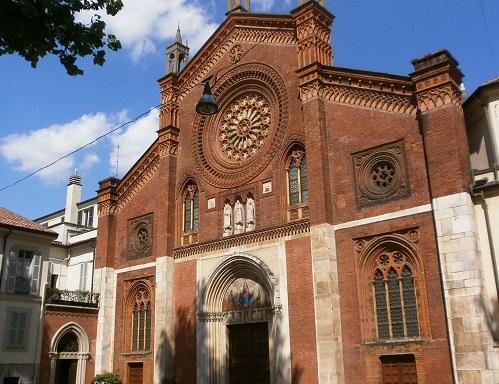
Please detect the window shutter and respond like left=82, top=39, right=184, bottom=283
left=79, top=263, right=88, bottom=290
left=30, top=252, right=41, bottom=295
left=17, top=313, right=26, bottom=345
left=87, top=207, right=94, bottom=227
left=6, top=248, right=18, bottom=293
left=9, top=312, right=18, bottom=345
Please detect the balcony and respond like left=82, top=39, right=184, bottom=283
left=46, top=288, right=99, bottom=308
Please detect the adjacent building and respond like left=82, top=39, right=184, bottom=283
left=0, top=208, right=57, bottom=384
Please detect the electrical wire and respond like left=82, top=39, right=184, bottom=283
left=1, top=39, right=265, bottom=194
left=0, top=105, right=160, bottom=193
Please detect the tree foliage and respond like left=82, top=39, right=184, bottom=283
left=91, top=372, right=121, bottom=384
left=0, top=0, right=123, bottom=75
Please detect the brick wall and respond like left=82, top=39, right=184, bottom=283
left=174, top=260, right=197, bottom=384
left=286, top=236, right=319, bottom=383
left=40, top=307, right=98, bottom=384
left=336, top=212, right=452, bottom=383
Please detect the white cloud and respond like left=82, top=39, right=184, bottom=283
left=80, top=153, right=100, bottom=171
left=80, top=0, right=218, bottom=62
left=0, top=113, right=114, bottom=184
left=109, top=109, right=159, bottom=177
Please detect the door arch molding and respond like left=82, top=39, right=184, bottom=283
left=49, top=322, right=90, bottom=384
left=197, top=253, right=288, bottom=384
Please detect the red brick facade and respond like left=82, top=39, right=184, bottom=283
left=43, top=2, right=475, bottom=383
left=40, top=306, right=98, bottom=384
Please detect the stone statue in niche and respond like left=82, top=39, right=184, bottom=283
left=234, top=198, right=244, bottom=234
left=246, top=195, right=255, bottom=232
left=223, top=201, right=232, bottom=237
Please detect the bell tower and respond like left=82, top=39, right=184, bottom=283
left=226, top=0, right=250, bottom=14
left=166, top=26, right=189, bottom=74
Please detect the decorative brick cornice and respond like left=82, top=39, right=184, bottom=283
left=171, top=16, right=295, bottom=102
left=173, top=220, right=310, bottom=260
left=97, top=177, right=119, bottom=216
left=115, top=151, right=160, bottom=213
left=298, top=65, right=416, bottom=115
left=157, top=126, right=179, bottom=157
left=292, top=1, right=334, bottom=67
left=410, top=49, right=464, bottom=112
left=414, top=81, right=462, bottom=112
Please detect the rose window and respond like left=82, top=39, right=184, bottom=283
left=371, top=162, right=395, bottom=189
left=218, top=93, right=271, bottom=162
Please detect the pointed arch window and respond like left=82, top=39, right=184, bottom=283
left=373, top=251, right=419, bottom=339
left=130, top=287, right=152, bottom=351
left=183, top=184, right=199, bottom=233
left=286, top=148, right=309, bottom=221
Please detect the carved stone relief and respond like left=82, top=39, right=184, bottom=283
left=127, top=213, right=153, bottom=260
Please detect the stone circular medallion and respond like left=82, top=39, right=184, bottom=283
left=193, top=63, right=288, bottom=188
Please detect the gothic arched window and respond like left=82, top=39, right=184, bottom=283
left=183, top=184, right=199, bottom=233
left=130, top=287, right=152, bottom=351
left=373, top=251, right=419, bottom=339
left=286, top=148, right=309, bottom=221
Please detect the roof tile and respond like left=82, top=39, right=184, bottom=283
left=0, top=207, right=57, bottom=235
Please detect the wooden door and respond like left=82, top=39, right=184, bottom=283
left=55, top=359, right=77, bottom=384
left=381, top=355, right=418, bottom=384
left=228, top=322, right=270, bottom=384
left=128, top=362, right=143, bottom=384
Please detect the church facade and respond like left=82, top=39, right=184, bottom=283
left=36, top=1, right=499, bottom=383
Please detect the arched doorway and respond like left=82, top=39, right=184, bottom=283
left=49, top=323, right=90, bottom=384
left=198, top=253, right=289, bottom=384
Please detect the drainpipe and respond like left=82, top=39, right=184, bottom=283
left=0, top=228, right=13, bottom=290
left=475, top=191, right=499, bottom=306
left=90, top=242, right=96, bottom=296
left=416, top=111, right=457, bottom=384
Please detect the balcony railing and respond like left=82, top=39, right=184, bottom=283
left=15, top=277, right=31, bottom=294
left=46, top=288, right=99, bottom=308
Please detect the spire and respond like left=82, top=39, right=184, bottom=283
left=226, top=0, right=250, bottom=15
left=176, top=25, right=182, bottom=44
left=166, top=25, right=189, bottom=74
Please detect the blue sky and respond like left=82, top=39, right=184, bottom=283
left=1, top=0, right=498, bottom=219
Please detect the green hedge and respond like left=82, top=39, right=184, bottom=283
left=91, top=372, right=120, bottom=384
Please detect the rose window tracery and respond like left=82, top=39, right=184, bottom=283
left=218, top=94, right=271, bottom=162
left=371, top=162, right=395, bottom=189
left=352, top=140, right=409, bottom=207
left=192, top=63, right=288, bottom=188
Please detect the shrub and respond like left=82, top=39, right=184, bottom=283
left=160, top=378, right=177, bottom=384
left=91, top=372, right=120, bottom=384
